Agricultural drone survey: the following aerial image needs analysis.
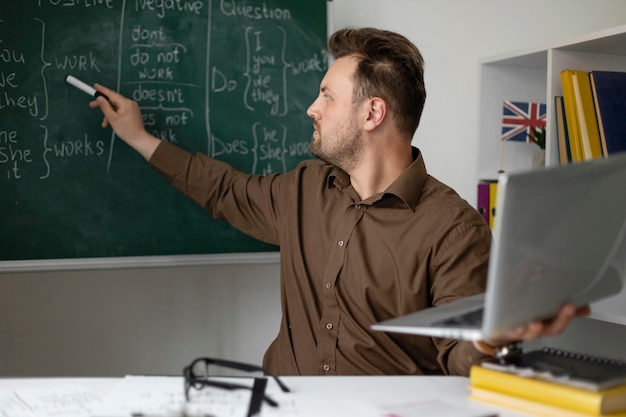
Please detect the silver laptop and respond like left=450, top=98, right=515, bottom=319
left=372, top=153, right=626, bottom=341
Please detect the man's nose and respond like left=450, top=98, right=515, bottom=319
left=306, top=98, right=319, bottom=119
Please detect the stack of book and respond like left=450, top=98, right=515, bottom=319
left=557, top=70, right=626, bottom=164
left=469, top=348, right=626, bottom=416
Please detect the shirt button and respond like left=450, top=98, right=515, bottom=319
left=325, top=282, right=332, bottom=289
left=323, top=364, right=330, bottom=372
left=355, top=204, right=361, bottom=210
left=325, top=323, right=333, bottom=330
left=338, top=240, right=344, bottom=247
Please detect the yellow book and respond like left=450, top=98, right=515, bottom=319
left=488, top=182, right=497, bottom=229
left=572, top=70, right=603, bottom=160
left=560, top=69, right=584, bottom=162
left=470, top=365, right=626, bottom=415
left=470, top=386, right=626, bottom=417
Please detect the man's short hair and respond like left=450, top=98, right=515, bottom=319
left=327, top=28, right=427, bottom=139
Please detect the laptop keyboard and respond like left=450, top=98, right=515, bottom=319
left=433, top=308, right=484, bottom=327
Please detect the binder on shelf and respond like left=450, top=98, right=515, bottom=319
left=554, top=95, right=572, bottom=164
left=572, top=70, right=603, bottom=160
left=477, top=180, right=497, bottom=227
left=488, top=182, right=498, bottom=229
left=560, top=69, right=585, bottom=162
left=590, top=70, right=626, bottom=157
left=476, top=182, right=490, bottom=224
left=561, top=69, right=603, bottom=162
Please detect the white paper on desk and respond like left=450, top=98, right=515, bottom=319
left=93, top=375, right=254, bottom=417
left=0, top=389, right=35, bottom=417
left=260, top=390, right=376, bottom=417
left=378, top=399, right=497, bottom=417
left=94, top=375, right=380, bottom=417
left=10, top=384, right=102, bottom=417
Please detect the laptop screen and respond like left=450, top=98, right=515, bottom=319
left=484, top=153, right=626, bottom=334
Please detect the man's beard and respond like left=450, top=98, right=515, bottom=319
left=309, top=120, right=362, bottom=173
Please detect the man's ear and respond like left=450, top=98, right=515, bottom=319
left=363, top=97, right=387, bottom=131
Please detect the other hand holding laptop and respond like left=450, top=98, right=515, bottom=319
left=473, top=303, right=591, bottom=357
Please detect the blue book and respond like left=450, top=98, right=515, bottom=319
left=590, top=71, right=626, bottom=156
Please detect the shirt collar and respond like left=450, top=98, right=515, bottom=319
left=326, top=147, right=427, bottom=211
left=327, top=167, right=349, bottom=190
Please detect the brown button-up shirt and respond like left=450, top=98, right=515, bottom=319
left=149, top=141, right=492, bottom=376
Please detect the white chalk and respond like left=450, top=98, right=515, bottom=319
left=65, top=75, right=108, bottom=100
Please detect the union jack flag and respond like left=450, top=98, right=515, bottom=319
left=501, top=101, right=546, bottom=142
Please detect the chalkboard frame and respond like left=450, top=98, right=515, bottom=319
left=0, top=252, right=280, bottom=273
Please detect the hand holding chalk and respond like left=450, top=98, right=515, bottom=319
left=65, top=75, right=109, bottom=101
left=80, top=81, right=162, bottom=160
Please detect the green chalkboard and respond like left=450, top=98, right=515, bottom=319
left=0, top=0, right=327, bottom=268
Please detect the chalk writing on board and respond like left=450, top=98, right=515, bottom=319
left=0, top=0, right=327, bottom=261
left=1, top=2, right=326, bottom=182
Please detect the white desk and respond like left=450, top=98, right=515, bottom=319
left=0, top=376, right=530, bottom=417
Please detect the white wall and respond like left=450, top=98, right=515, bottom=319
left=2, top=0, right=626, bottom=376
left=0, top=264, right=281, bottom=376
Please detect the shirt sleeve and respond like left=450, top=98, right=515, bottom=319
left=428, top=219, right=494, bottom=375
left=147, top=141, right=284, bottom=245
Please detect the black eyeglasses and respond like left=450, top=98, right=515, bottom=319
left=183, top=357, right=290, bottom=413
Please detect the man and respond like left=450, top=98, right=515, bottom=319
left=90, top=28, right=585, bottom=376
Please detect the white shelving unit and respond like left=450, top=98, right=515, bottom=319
left=477, top=25, right=626, bottom=341
left=477, top=24, right=626, bottom=181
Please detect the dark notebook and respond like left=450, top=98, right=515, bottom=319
left=483, top=347, right=626, bottom=391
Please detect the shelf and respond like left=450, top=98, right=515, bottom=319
left=557, top=25, right=626, bottom=56
left=477, top=24, right=626, bottom=180
left=477, top=24, right=626, bottom=330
